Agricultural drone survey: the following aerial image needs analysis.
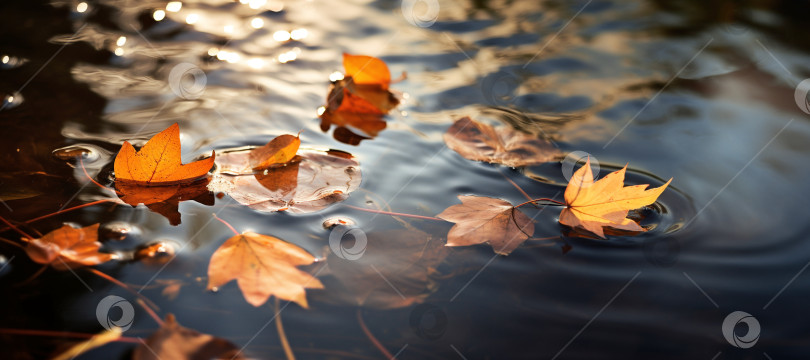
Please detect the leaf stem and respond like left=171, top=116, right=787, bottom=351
left=0, top=214, right=34, bottom=240
left=86, top=268, right=160, bottom=313
left=497, top=167, right=533, bottom=202
left=513, top=198, right=564, bottom=209
left=212, top=214, right=240, bottom=236
left=356, top=309, right=394, bottom=359
left=344, top=205, right=444, bottom=222
left=275, top=298, right=296, bottom=360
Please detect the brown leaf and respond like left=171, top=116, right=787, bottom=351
left=559, top=158, right=671, bottom=238
left=114, top=123, right=215, bottom=186
left=23, top=224, right=113, bottom=270
left=443, top=117, right=561, bottom=167
left=437, top=195, right=534, bottom=255
left=116, top=179, right=214, bottom=226
left=132, top=314, right=245, bottom=360
left=209, top=149, right=361, bottom=213
left=207, top=232, right=323, bottom=307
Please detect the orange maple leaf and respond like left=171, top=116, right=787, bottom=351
left=559, top=158, right=672, bottom=238
left=437, top=195, right=535, bottom=255
left=207, top=231, right=323, bottom=307
left=23, top=224, right=113, bottom=270
left=114, top=123, right=215, bottom=186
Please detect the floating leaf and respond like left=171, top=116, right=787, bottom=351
left=248, top=133, right=301, bottom=171
left=114, top=123, right=215, bottom=186
left=207, top=231, right=323, bottom=308
left=444, top=117, right=561, bottom=167
left=209, top=148, right=361, bottom=213
left=437, top=195, right=534, bottom=255
left=133, top=314, right=245, bottom=360
left=343, top=53, right=391, bottom=89
left=559, top=158, right=672, bottom=238
left=23, top=224, right=113, bottom=270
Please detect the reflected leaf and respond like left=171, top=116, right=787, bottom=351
left=209, top=148, right=361, bottom=213
left=116, top=179, right=214, bottom=226
left=444, top=116, right=561, bottom=167
left=319, top=72, right=398, bottom=145
left=316, top=229, right=447, bottom=309
left=133, top=314, right=245, bottom=360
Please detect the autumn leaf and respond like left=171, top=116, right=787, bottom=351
left=437, top=195, right=535, bottom=255
left=209, top=148, right=361, bottom=213
left=22, top=224, right=113, bottom=270
left=559, top=158, right=672, bottom=238
left=343, top=53, right=391, bottom=89
left=207, top=231, right=323, bottom=307
left=444, top=117, right=561, bottom=167
left=114, top=123, right=215, bottom=186
left=248, top=133, right=301, bottom=170
left=133, top=314, right=245, bottom=360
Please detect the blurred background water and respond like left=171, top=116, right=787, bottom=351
left=2, top=0, right=810, bottom=358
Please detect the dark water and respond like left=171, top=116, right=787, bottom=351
left=2, top=0, right=810, bottom=359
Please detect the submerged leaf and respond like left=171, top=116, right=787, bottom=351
left=444, top=117, right=561, bottom=167
left=23, top=224, right=113, bottom=270
left=209, top=148, right=361, bottom=213
left=113, top=123, right=215, bottom=186
left=133, top=314, right=245, bottom=360
left=437, top=195, right=534, bottom=255
left=207, top=232, right=323, bottom=307
left=559, top=158, right=672, bottom=238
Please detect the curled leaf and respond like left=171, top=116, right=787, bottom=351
left=444, top=117, right=561, bottom=167
left=114, top=123, right=215, bottom=186
left=248, top=133, right=301, bottom=171
left=207, top=232, right=323, bottom=308
left=559, top=158, right=672, bottom=238
left=437, top=195, right=534, bottom=255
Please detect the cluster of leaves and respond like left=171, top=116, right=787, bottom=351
left=0, top=53, right=674, bottom=359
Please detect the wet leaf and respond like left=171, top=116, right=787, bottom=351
left=133, top=314, right=245, bottom=360
left=116, top=179, right=214, bottom=225
left=209, top=148, right=361, bottom=213
left=207, top=232, right=323, bottom=308
left=52, top=327, right=121, bottom=360
left=437, top=195, right=534, bottom=255
left=343, top=53, right=391, bottom=89
left=444, top=117, right=561, bottom=167
left=317, top=228, right=447, bottom=309
left=113, top=123, right=215, bottom=186
left=559, top=158, right=672, bottom=238
left=22, top=224, right=113, bottom=270
left=248, top=133, right=301, bottom=171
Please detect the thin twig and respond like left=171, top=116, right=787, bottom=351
left=356, top=308, right=394, bottom=359
left=344, top=205, right=444, bottom=222
left=0, top=328, right=141, bottom=344
left=87, top=268, right=160, bottom=311
left=275, top=298, right=295, bottom=360
left=497, top=167, right=533, bottom=201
